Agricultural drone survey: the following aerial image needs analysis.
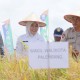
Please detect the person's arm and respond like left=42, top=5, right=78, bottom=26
left=72, top=49, right=80, bottom=62
left=0, top=32, right=4, bottom=56
left=16, top=37, right=23, bottom=57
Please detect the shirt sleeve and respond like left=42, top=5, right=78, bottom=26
left=37, top=33, right=45, bottom=42
left=40, top=36, right=45, bottom=42
left=16, top=37, right=23, bottom=57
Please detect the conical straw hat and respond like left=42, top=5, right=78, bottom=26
left=64, top=11, right=80, bottom=23
left=19, top=13, right=46, bottom=27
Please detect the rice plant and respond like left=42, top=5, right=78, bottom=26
left=0, top=47, right=80, bottom=80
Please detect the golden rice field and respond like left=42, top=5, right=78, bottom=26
left=0, top=46, right=80, bottom=80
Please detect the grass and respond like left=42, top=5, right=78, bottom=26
left=0, top=47, right=80, bottom=80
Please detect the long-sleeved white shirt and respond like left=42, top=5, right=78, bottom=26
left=16, top=33, right=45, bottom=57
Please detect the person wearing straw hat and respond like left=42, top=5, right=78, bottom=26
left=61, top=11, right=80, bottom=61
left=54, top=27, right=63, bottom=41
left=16, top=13, right=46, bottom=57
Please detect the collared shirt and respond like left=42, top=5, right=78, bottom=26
left=16, top=33, right=45, bottom=56
left=61, top=27, right=80, bottom=52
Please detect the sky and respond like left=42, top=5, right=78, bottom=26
left=0, top=0, right=80, bottom=48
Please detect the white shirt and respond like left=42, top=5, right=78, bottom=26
left=16, top=33, right=45, bottom=57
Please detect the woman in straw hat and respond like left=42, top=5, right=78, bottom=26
left=16, top=13, right=46, bottom=57
left=61, top=12, right=80, bottom=61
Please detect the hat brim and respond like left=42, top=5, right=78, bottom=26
left=19, top=21, right=46, bottom=27
left=64, top=15, right=80, bottom=23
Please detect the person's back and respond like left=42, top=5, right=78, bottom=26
left=54, top=27, right=63, bottom=41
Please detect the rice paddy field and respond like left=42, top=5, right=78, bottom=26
left=0, top=46, right=80, bottom=80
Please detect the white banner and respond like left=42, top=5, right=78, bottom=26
left=28, top=42, right=69, bottom=69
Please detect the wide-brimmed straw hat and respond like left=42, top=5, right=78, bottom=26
left=64, top=11, right=80, bottom=23
left=19, top=13, right=46, bottom=27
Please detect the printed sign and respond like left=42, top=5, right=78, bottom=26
left=28, top=42, right=69, bottom=69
